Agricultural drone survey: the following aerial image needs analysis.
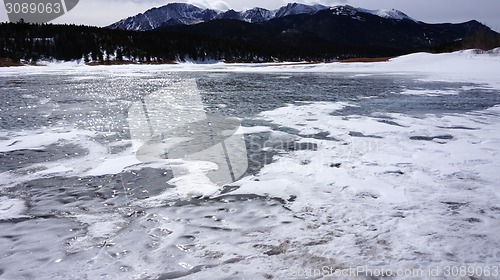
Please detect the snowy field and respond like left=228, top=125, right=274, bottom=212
left=0, top=50, right=500, bottom=279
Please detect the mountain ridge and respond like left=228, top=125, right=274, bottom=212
left=156, top=6, right=498, bottom=57
left=106, top=2, right=499, bottom=61
left=108, top=3, right=416, bottom=31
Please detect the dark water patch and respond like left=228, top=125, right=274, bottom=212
left=244, top=132, right=317, bottom=176
left=384, top=170, right=405, bottom=175
left=244, top=132, right=280, bottom=175
left=349, top=131, right=383, bottom=139
left=441, top=201, right=469, bottom=211
left=328, top=163, right=342, bottom=168
left=171, top=193, right=289, bottom=208
left=336, top=80, right=500, bottom=117
left=410, top=135, right=453, bottom=141
left=270, top=125, right=302, bottom=136
left=5, top=79, right=27, bottom=86
left=6, top=168, right=175, bottom=216
left=376, top=119, right=408, bottom=127
left=0, top=214, right=60, bottom=223
left=466, top=217, right=481, bottom=223
left=0, top=143, right=88, bottom=172
left=437, top=126, right=478, bottom=130
left=301, top=131, right=338, bottom=141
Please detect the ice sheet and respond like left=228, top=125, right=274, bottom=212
left=235, top=102, right=500, bottom=206
left=1, top=49, right=499, bottom=279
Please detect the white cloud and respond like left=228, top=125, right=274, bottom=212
left=50, top=0, right=172, bottom=26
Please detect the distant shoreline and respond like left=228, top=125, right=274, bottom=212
left=1, top=49, right=498, bottom=69
left=0, top=57, right=395, bottom=68
left=0, top=58, right=23, bottom=67
left=339, top=57, right=393, bottom=63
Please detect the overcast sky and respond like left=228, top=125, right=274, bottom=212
left=1, top=0, right=499, bottom=32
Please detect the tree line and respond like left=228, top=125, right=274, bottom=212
left=0, top=21, right=498, bottom=64
left=0, top=22, right=269, bottom=63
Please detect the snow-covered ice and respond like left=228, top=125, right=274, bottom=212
left=0, top=49, right=499, bottom=279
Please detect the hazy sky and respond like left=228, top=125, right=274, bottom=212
left=0, top=0, right=499, bottom=32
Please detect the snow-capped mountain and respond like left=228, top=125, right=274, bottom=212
left=241, top=7, right=275, bottom=23
left=109, top=3, right=218, bottom=30
left=274, top=3, right=327, bottom=18
left=329, top=5, right=416, bottom=21
left=108, top=2, right=416, bottom=31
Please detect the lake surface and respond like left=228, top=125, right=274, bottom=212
left=1, top=69, right=500, bottom=279
left=1, top=72, right=499, bottom=130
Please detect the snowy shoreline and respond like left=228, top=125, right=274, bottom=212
left=2, top=48, right=500, bottom=90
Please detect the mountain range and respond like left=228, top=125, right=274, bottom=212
left=108, top=3, right=416, bottom=31
left=107, top=3, right=499, bottom=59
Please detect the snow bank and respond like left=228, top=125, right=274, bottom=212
left=2, top=49, right=499, bottom=90
left=218, top=101, right=500, bottom=275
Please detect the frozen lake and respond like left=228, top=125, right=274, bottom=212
left=1, top=51, right=500, bottom=279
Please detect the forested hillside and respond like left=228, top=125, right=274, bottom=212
left=0, top=19, right=498, bottom=65
left=0, top=22, right=264, bottom=64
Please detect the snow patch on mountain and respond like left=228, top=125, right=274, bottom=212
left=274, top=3, right=327, bottom=18
left=109, top=3, right=218, bottom=30
left=357, top=7, right=417, bottom=22
left=241, top=7, right=276, bottom=23
left=329, top=5, right=416, bottom=22
left=330, top=5, right=358, bottom=16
